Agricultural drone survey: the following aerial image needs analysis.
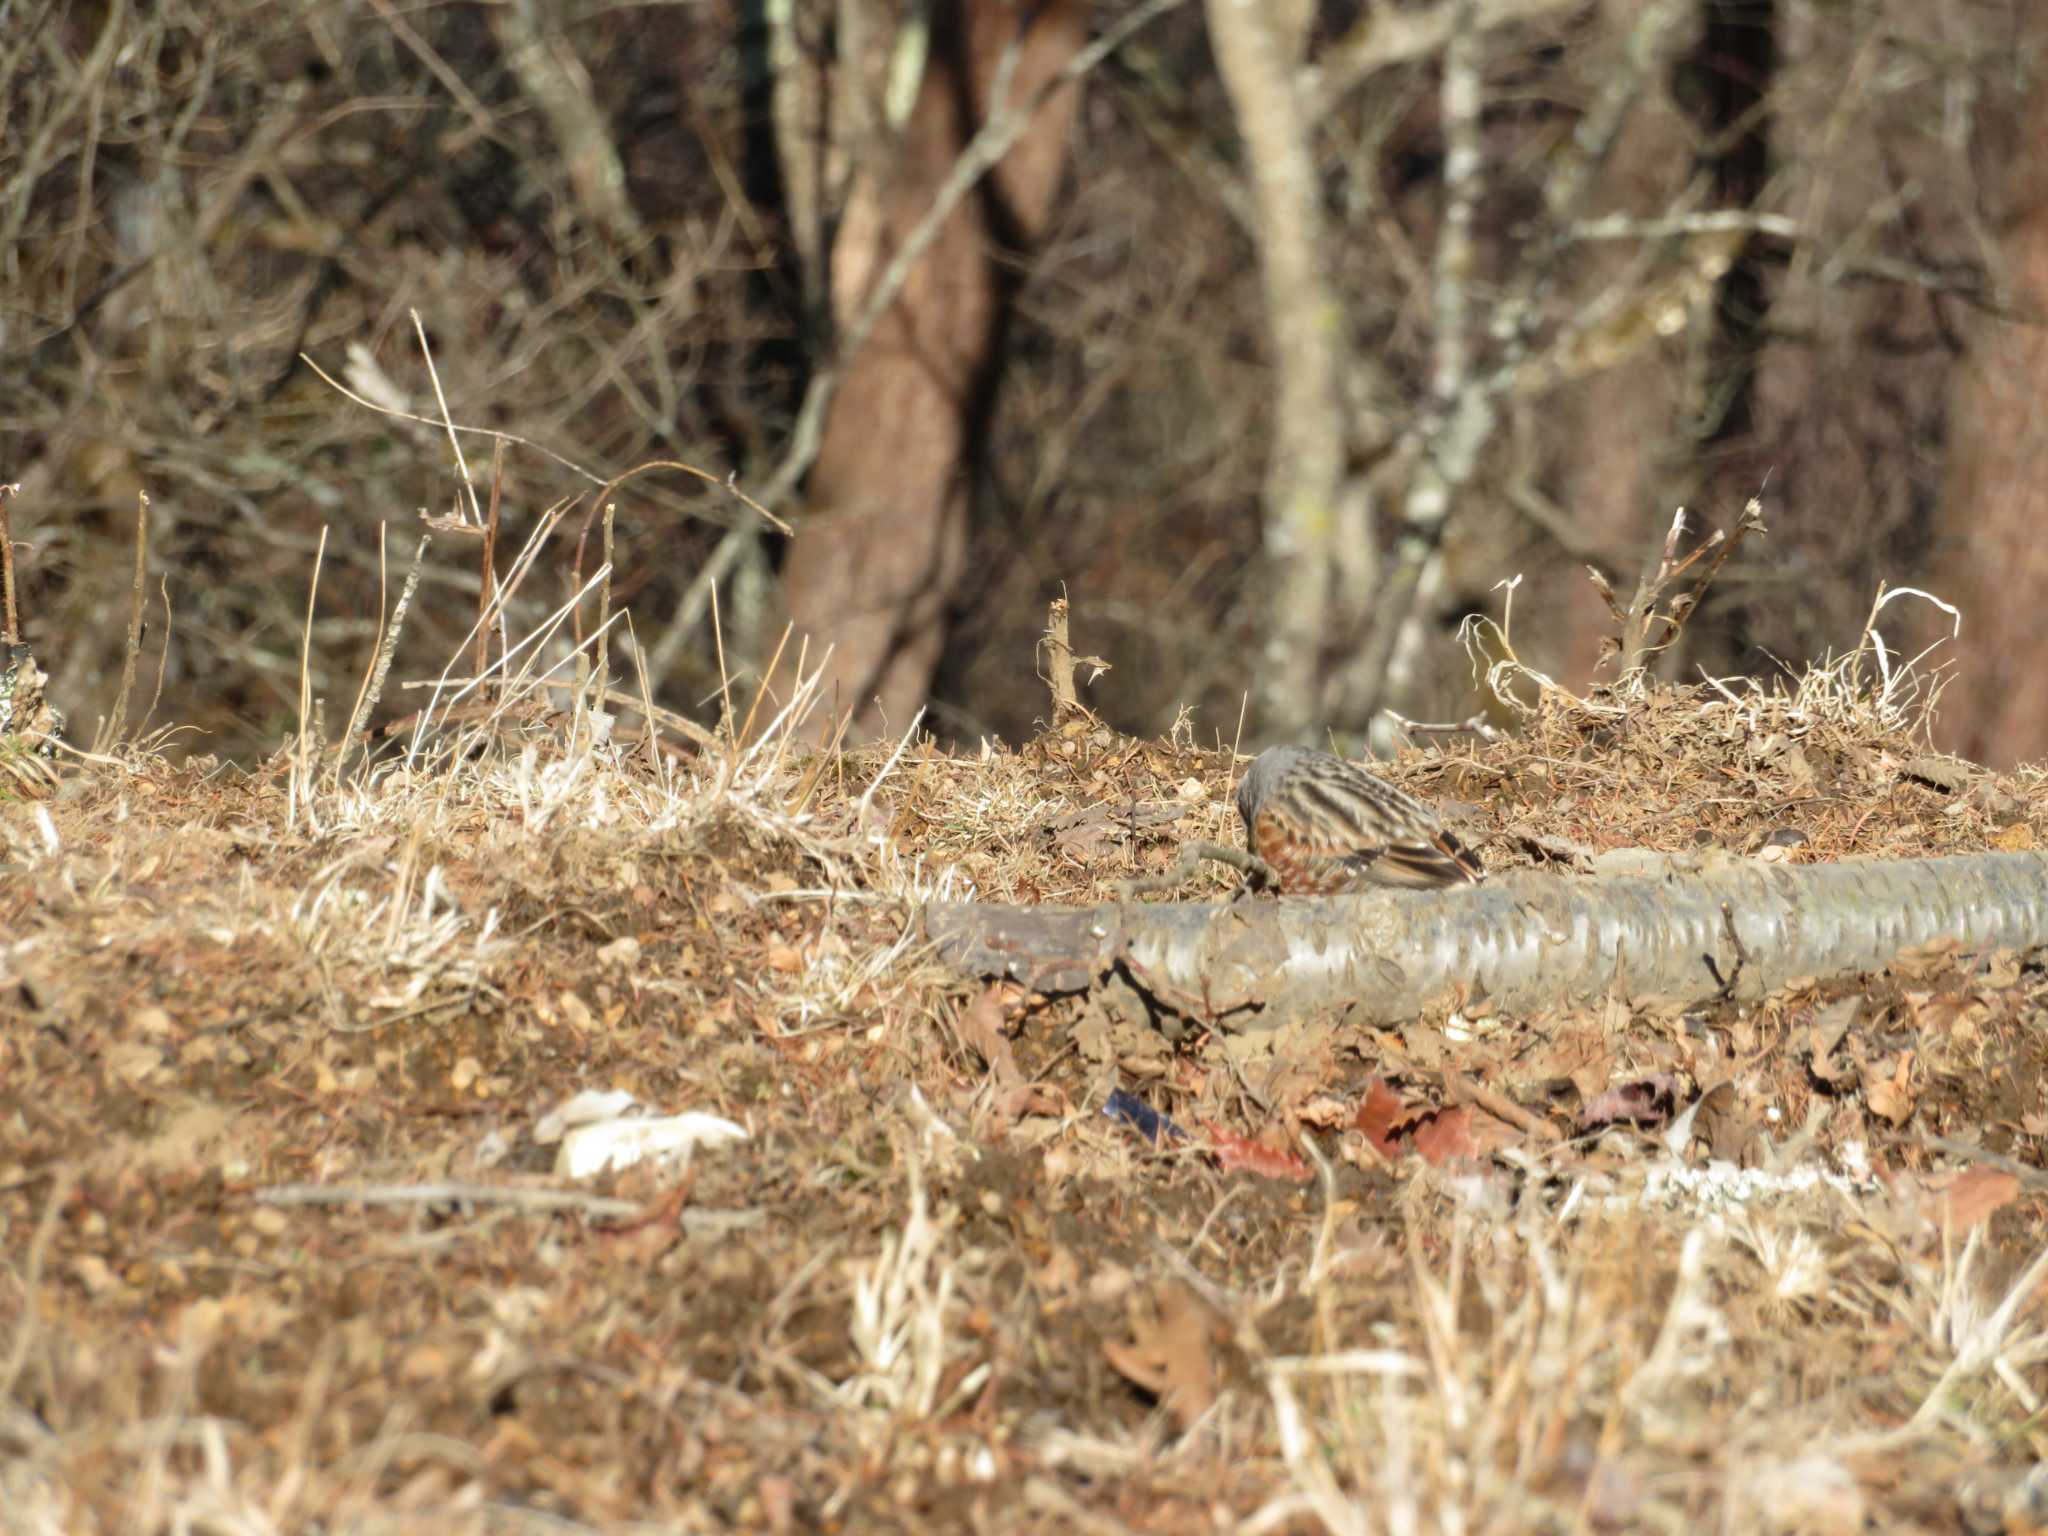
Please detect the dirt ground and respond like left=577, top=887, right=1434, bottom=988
left=5, top=665, right=2048, bottom=1534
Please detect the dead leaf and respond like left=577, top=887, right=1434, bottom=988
left=1991, top=821, right=2036, bottom=852
left=1354, top=1078, right=1411, bottom=1159
left=1776, top=743, right=1819, bottom=797
left=1576, top=1076, right=1681, bottom=1134
left=1691, top=1079, right=1750, bottom=1163
left=955, top=984, right=1022, bottom=1085
left=1905, top=990, right=1987, bottom=1044
left=1979, top=950, right=2024, bottom=989
left=1204, top=1124, right=1313, bottom=1182
left=1937, top=1166, right=2020, bottom=1234
left=1411, top=1105, right=1484, bottom=1165
left=1295, top=1094, right=1354, bottom=1129
left=1863, top=1051, right=1916, bottom=1125
left=1806, top=998, right=1859, bottom=1085
left=1103, top=1282, right=1224, bottom=1431
left=1891, top=939, right=1965, bottom=983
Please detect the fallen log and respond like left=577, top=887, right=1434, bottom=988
left=923, top=852, right=2048, bottom=1026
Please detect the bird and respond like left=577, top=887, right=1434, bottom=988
left=1233, top=744, right=1485, bottom=894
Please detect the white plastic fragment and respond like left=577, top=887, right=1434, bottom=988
left=534, top=1088, right=641, bottom=1145
left=555, top=1112, right=748, bottom=1179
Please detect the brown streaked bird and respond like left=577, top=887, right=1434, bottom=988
left=1234, top=745, right=1485, bottom=894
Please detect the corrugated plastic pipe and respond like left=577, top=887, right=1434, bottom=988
left=924, top=852, right=2048, bottom=1025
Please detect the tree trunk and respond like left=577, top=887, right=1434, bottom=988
left=1928, top=55, right=2048, bottom=769
left=1203, top=0, right=1352, bottom=743
left=778, top=0, right=1087, bottom=743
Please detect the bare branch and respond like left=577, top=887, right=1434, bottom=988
left=1303, top=0, right=1582, bottom=120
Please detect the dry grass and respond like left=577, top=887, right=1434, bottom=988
left=4, top=553, right=2048, bottom=1534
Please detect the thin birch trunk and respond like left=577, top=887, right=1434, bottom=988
left=1204, top=0, right=1354, bottom=742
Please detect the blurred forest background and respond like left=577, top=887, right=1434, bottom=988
left=5, top=0, right=2046, bottom=766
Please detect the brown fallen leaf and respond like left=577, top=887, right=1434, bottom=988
left=1805, top=997, right=1860, bottom=1086
left=1203, top=1124, right=1312, bottom=1183
left=1991, top=822, right=2036, bottom=853
left=954, top=983, right=1023, bottom=1085
left=1102, top=1281, right=1224, bottom=1431
left=1576, top=1075, right=1682, bottom=1134
left=1354, top=1077, right=1413, bottom=1159
left=1863, top=1051, right=1916, bottom=1126
left=1904, top=989, right=1988, bottom=1044
left=1928, top=1165, right=2021, bottom=1234
left=1890, top=938, right=1965, bottom=983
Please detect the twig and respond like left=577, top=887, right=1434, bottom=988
left=253, top=1180, right=765, bottom=1235
left=1715, top=900, right=1752, bottom=999
left=1444, top=1065, right=1561, bottom=1142
left=411, top=309, right=482, bottom=525
left=1382, top=709, right=1506, bottom=744
left=255, top=1180, right=632, bottom=1215
left=1605, top=495, right=1768, bottom=679
left=1569, top=209, right=1803, bottom=244
left=0, top=1162, right=76, bottom=1404
left=299, top=351, right=607, bottom=486
left=1304, top=0, right=1583, bottom=119
left=1118, top=840, right=1276, bottom=900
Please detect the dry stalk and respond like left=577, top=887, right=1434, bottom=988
left=1592, top=495, right=1767, bottom=681
left=410, top=308, right=483, bottom=525
left=476, top=437, right=505, bottom=699
left=405, top=502, right=588, bottom=761
left=95, top=489, right=151, bottom=753
left=737, top=621, right=797, bottom=750
left=573, top=456, right=791, bottom=688
left=0, top=481, right=18, bottom=642
left=288, top=526, right=330, bottom=835
left=338, top=531, right=429, bottom=777
left=711, top=578, right=735, bottom=760
left=1041, top=595, right=1079, bottom=715
left=146, top=577, right=173, bottom=727
left=594, top=499, right=615, bottom=717
left=332, top=522, right=391, bottom=787
left=256, top=1179, right=761, bottom=1235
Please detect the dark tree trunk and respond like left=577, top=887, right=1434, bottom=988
left=779, top=0, right=1088, bottom=742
